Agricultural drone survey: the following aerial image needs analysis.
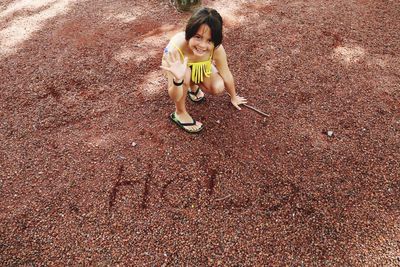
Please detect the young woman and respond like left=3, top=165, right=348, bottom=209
left=161, top=7, right=247, bottom=133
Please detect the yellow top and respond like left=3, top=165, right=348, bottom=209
left=169, top=42, right=213, bottom=84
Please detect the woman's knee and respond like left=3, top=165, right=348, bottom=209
left=210, top=79, right=225, bottom=95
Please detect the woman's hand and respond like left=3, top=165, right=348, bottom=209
left=230, top=95, right=247, bottom=110
left=160, top=50, right=188, bottom=81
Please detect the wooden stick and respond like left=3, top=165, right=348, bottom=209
left=242, top=103, right=269, bottom=117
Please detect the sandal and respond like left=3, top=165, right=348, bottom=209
left=187, top=87, right=205, bottom=103
left=169, top=112, right=204, bottom=133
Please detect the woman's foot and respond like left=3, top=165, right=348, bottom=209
left=170, top=112, right=203, bottom=133
left=188, top=86, right=205, bottom=102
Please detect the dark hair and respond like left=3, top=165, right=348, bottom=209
left=185, top=7, right=223, bottom=47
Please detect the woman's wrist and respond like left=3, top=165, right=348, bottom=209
left=173, top=78, right=184, bottom=86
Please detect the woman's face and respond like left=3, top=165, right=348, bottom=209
left=188, top=24, right=214, bottom=57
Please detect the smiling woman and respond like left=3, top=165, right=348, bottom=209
left=160, top=7, right=247, bottom=133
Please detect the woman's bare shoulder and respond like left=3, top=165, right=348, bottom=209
left=213, top=44, right=227, bottom=59
left=214, top=44, right=225, bottom=52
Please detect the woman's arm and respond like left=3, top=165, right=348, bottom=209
left=161, top=39, right=188, bottom=102
left=214, top=45, right=247, bottom=110
left=213, top=45, right=236, bottom=96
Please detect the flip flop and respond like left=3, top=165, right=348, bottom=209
left=169, top=112, right=204, bottom=133
left=187, top=87, right=205, bottom=103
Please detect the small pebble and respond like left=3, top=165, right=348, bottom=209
left=327, top=130, right=334, bottom=137
left=131, top=142, right=137, bottom=147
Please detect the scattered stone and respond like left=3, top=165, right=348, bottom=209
left=131, top=142, right=137, bottom=147
left=327, top=130, right=334, bottom=137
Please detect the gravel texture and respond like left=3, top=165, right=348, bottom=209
left=1, top=0, right=399, bottom=265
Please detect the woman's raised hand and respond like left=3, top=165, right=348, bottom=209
left=160, top=50, right=188, bottom=81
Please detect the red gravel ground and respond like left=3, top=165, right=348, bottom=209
left=1, top=0, right=399, bottom=265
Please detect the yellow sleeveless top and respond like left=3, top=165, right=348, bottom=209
left=170, top=42, right=213, bottom=84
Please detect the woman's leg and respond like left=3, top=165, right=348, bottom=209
left=168, top=68, right=203, bottom=131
